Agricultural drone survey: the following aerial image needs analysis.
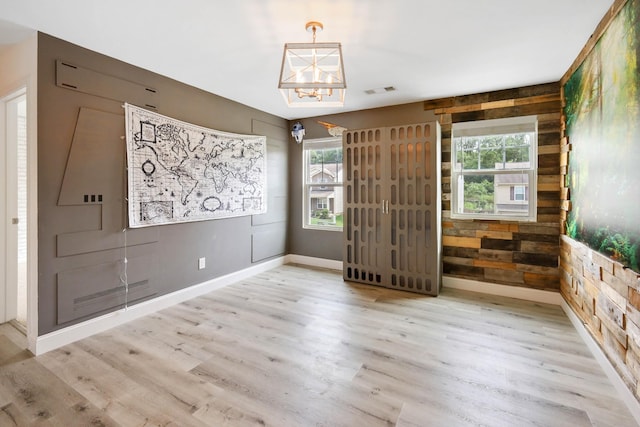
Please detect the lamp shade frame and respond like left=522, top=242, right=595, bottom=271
left=278, top=41, right=346, bottom=107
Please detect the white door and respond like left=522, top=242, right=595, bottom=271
left=1, top=89, right=27, bottom=326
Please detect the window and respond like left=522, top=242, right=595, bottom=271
left=317, top=198, right=328, bottom=209
left=303, top=137, right=343, bottom=230
left=511, top=185, right=526, bottom=201
left=451, top=116, right=537, bottom=221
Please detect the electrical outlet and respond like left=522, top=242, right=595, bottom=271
left=198, top=257, right=206, bottom=270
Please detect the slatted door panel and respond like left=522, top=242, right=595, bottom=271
left=388, top=123, right=440, bottom=295
left=343, top=127, right=388, bottom=286
left=343, top=122, right=441, bottom=295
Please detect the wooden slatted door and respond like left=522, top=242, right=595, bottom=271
left=343, top=122, right=441, bottom=296
left=343, top=127, right=388, bottom=286
left=388, top=123, right=441, bottom=295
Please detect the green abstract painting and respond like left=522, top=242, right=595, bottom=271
left=564, top=0, right=640, bottom=272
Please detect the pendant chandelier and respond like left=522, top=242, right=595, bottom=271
left=278, top=21, right=346, bottom=107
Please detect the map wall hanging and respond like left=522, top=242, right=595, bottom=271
left=124, top=103, right=267, bottom=227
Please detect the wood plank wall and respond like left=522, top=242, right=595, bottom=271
left=424, top=82, right=562, bottom=290
left=559, top=0, right=640, bottom=401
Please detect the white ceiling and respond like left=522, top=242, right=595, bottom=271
left=0, top=0, right=613, bottom=120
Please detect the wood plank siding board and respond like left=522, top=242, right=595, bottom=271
left=443, top=246, right=481, bottom=259
left=539, top=132, right=563, bottom=146
left=480, top=238, right=520, bottom=252
left=451, top=101, right=562, bottom=123
left=437, top=94, right=561, bottom=116
left=426, top=82, right=562, bottom=291
left=423, top=82, right=560, bottom=111
left=512, top=252, right=559, bottom=268
left=443, top=262, right=486, bottom=278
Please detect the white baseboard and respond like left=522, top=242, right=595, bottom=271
left=285, top=254, right=343, bottom=271
left=442, top=276, right=563, bottom=305
left=560, top=299, right=640, bottom=425
left=34, top=256, right=287, bottom=355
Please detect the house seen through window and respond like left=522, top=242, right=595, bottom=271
left=303, top=137, right=343, bottom=230
left=451, top=116, right=537, bottom=221
left=512, top=185, right=526, bottom=201
left=317, top=198, right=328, bottom=209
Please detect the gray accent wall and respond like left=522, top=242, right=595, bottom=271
left=288, top=103, right=436, bottom=261
left=37, top=33, right=289, bottom=334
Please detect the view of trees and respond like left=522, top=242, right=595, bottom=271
left=456, top=134, right=531, bottom=171
left=455, top=134, right=531, bottom=213
left=310, top=147, right=342, bottom=165
left=462, top=177, right=495, bottom=213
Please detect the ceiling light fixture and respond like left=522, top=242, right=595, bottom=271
left=278, top=21, right=346, bottom=108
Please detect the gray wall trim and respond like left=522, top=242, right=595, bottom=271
left=37, top=33, right=289, bottom=335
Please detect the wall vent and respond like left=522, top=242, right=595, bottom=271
left=365, top=86, right=396, bottom=95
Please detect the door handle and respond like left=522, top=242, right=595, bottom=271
left=11, top=218, right=19, bottom=225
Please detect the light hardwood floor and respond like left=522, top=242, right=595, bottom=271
left=0, top=264, right=637, bottom=426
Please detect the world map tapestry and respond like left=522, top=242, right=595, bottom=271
left=125, top=103, right=267, bottom=227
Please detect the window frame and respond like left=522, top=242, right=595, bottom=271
left=451, top=116, right=538, bottom=222
left=302, top=136, right=343, bottom=231
left=317, top=198, right=328, bottom=209
left=512, top=185, right=526, bottom=201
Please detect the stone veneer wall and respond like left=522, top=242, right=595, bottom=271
left=560, top=236, right=640, bottom=395
left=424, top=83, right=562, bottom=291
left=559, top=0, right=640, bottom=400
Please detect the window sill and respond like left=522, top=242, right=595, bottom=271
left=302, top=224, right=343, bottom=232
left=450, top=213, right=537, bottom=222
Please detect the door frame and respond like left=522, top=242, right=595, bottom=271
left=1, top=88, right=26, bottom=324
left=0, top=90, right=7, bottom=323
left=1, top=84, right=37, bottom=352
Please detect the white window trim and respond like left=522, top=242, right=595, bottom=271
left=302, top=136, right=343, bottom=231
left=451, top=115, right=538, bottom=222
